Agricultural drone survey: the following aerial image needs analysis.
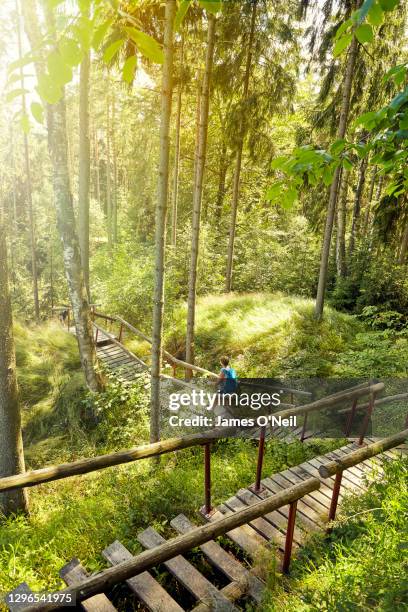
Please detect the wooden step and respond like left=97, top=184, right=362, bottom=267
left=60, top=558, right=117, bottom=611
left=137, top=527, right=238, bottom=611
left=102, top=540, right=183, bottom=612
left=170, top=514, right=264, bottom=604
left=209, top=506, right=270, bottom=559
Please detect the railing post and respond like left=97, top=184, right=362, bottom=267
left=358, top=391, right=375, bottom=446
left=251, top=425, right=266, bottom=493
left=327, top=470, right=343, bottom=531
left=67, top=309, right=70, bottom=330
left=344, top=398, right=358, bottom=437
left=282, top=500, right=298, bottom=574
left=95, top=327, right=99, bottom=344
left=200, top=443, right=213, bottom=517
left=300, top=413, right=308, bottom=442
left=118, top=323, right=124, bottom=343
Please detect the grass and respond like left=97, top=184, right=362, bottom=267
left=165, top=292, right=408, bottom=378
left=262, top=455, right=408, bottom=611
left=1, top=298, right=407, bottom=608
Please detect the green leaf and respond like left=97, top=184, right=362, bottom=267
left=271, top=156, right=289, bottom=170
left=399, top=113, right=408, bottom=130
left=355, top=110, right=378, bottom=128
left=20, top=113, right=30, bottom=134
left=281, top=187, right=298, bottom=209
left=334, top=19, right=351, bottom=41
left=125, top=28, right=164, bottom=64
left=333, top=33, right=352, bottom=57
left=47, top=52, right=73, bottom=86
left=31, top=101, right=44, bottom=124
left=6, top=88, right=28, bottom=103
left=355, top=23, right=374, bottom=44
left=103, top=39, right=125, bottom=64
left=92, top=19, right=113, bottom=50
left=379, top=0, right=399, bottom=11
left=59, top=37, right=84, bottom=67
left=174, top=0, right=191, bottom=31
left=8, top=55, right=34, bottom=74
left=330, top=139, right=346, bottom=155
left=73, top=16, right=93, bottom=50
left=342, top=157, right=353, bottom=170
left=122, top=55, right=137, bottom=84
left=198, top=0, right=222, bottom=14
left=367, top=2, right=384, bottom=25
left=37, top=73, right=62, bottom=104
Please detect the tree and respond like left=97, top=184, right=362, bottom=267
left=185, top=12, right=216, bottom=372
left=21, top=0, right=102, bottom=392
left=314, top=25, right=359, bottom=319
left=78, top=48, right=91, bottom=299
left=224, top=0, right=257, bottom=292
left=336, top=168, right=349, bottom=277
left=150, top=0, right=177, bottom=443
left=171, top=37, right=184, bottom=247
left=349, top=155, right=368, bottom=257
left=0, top=215, right=28, bottom=517
left=15, top=0, right=40, bottom=321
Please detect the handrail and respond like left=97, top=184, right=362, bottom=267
left=318, top=428, right=408, bottom=478
left=0, top=429, right=235, bottom=494
left=115, top=315, right=219, bottom=379
left=273, top=382, right=384, bottom=419
left=92, top=322, right=148, bottom=369
left=19, top=477, right=321, bottom=611
left=338, top=392, right=408, bottom=415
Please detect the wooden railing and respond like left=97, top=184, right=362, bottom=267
left=15, top=428, right=408, bottom=612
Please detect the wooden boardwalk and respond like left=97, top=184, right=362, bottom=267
left=9, top=439, right=406, bottom=612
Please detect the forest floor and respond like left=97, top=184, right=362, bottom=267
left=0, top=295, right=407, bottom=609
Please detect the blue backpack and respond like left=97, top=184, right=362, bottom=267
left=220, top=367, right=238, bottom=393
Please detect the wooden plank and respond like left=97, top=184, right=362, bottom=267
left=293, top=462, right=338, bottom=497
left=102, top=540, right=183, bottom=612
left=271, top=472, right=328, bottom=515
left=311, top=457, right=362, bottom=491
left=208, top=507, right=268, bottom=559
left=60, top=558, right=117, bottom=612
left=262, top=474, right=323, bottom=528
left=235, top=487, right=304, bottom=546
left=286, top=465, right=334, bottom=501
left=261, top=477, right=323, bottom=531
left=170, top=514, right=264, bottom=604
left=279, top=468, right=331, bottom=508
left=223, top=495, right=287, bottom=548
left=137, top=527, right=238, bottom=611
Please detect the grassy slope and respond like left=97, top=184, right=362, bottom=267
left=0, top=296, right=407, bottom=606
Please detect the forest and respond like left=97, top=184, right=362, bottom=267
left=0, top=0, right=407, bottom=610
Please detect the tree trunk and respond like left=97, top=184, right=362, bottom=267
left=185, top=14, right=216, bottom=373
left=112, top=97, right=118, bottom=244
left=314, top=29, right=358, bottom=320
left=22, top=0, right=102, bottom=392
left=398, top=208, right=408, bottom=264
left=363, top=165, right=376, bottom=235
left=16, top=0, right=40, bottom=321
left=0, top=217, right=28, bottom=516
left=171, top=38, right=184, bottom=247
left=348, top=156, right=368, bottom=258
left=106, top=86, right=112, bottom=249
left=215, top=141, right=228, bottom=215
left=150, top=0, right=177, bottom=443
left=94, top=130, right=101, bottom=209
left=225, top=0, right=257, bottom=292
left=78, top=50, right=91, bottom=299
left=336, top=169, right=349, bottom=278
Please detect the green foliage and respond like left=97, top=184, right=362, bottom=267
left=262, top=456, right=408, bottom=611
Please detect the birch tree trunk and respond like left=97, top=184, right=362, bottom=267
left=185, top=14, right=216, bottom=373
left=215, top=141, right=228, bottom=215
left=22, top=0, right=102, bottom=392
left=336, top=169, right=349, bottom=278
left=171, top=38, right=184, bottom=247
left=363, top=165, right=376, bottom=235
left=78, top=50, right=91, bottom=299
left=314, top=30, right=358, bottom=319
left=348, top=156, right=368, bottom=258
left=225, top=0, right=257, bottom=292
left=16, top=0, right=40, bottom=321
left=150, top=0, right=176, bottom=443
left=0, top=217, right=28, bottom=516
